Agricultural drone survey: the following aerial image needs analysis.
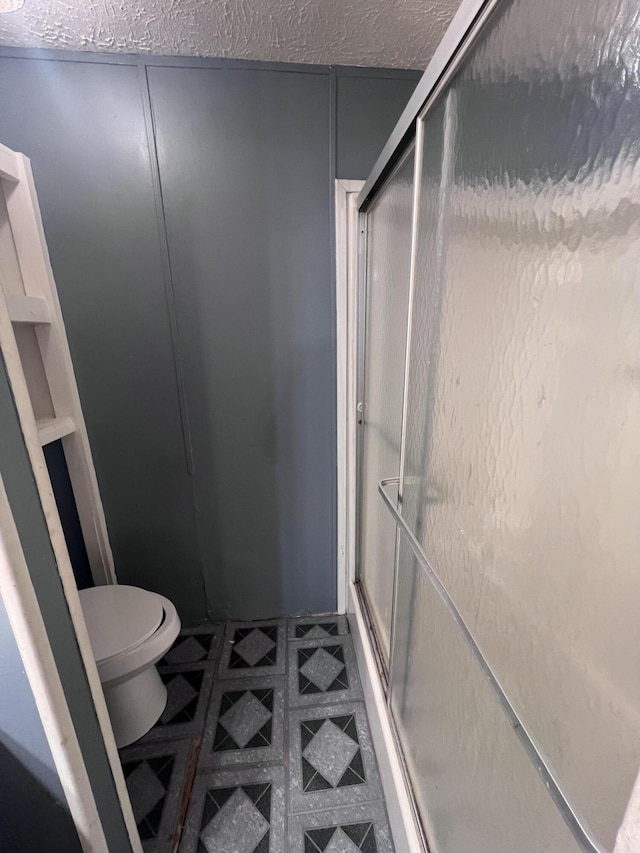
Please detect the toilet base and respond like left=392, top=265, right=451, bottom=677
left=103, top=665, right=167, bottom=748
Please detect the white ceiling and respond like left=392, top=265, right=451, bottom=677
left=0, top=0, right=461, bottom=70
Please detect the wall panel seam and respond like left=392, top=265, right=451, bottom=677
left=328, top=66, right=339, bottom=605
left=136, top=60, right=195, bottom=478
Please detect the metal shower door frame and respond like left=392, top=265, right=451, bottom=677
left=353, top=0, right=503, bottom=667
left=353, top=138, right=417, bottom=682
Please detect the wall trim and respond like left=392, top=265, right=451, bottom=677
left=0, top=44, right=421, bottom=79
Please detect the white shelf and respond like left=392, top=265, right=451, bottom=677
left=7, top=294, right=50, bottom=325
left=37, top=416, right=75, bottom=446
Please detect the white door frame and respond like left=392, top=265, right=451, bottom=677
left=0, top=142, right=142, bottom=853
left=335, top=179, right=364, bottom=614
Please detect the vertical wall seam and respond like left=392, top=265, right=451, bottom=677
left=136, top=59, right=210, bottom=617
left=329, top=67, right=339, bottom=607
left=136, top=59, right=196, bottom=477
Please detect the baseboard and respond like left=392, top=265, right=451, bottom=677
left=348, top=582, right=426, bottom=852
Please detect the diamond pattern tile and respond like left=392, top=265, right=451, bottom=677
left=289, top=636, right=362, bottom=708
left=296, top=623, right=339, bottom=640
left=305, top=823, right=377, bottom=852
left=163, top=635, right=212, bottom=666
left=159, top=624, right=222, bottom=668
left=303, top=718, right=360, bottom=788
left=218, top=621, right=286, bottom=679
left=217, top=690, right=273, bottom=749
left=288, top=616, right=349, bottom=643
left=119, top=739, right=192, bottom=850
left=120, top=618, right=390, bottom=852
left=289, top=803, right=393, bottom=853
left=180, top=766, right=285, bottom=853
left=159, top=670, right=201, bottom=724
left=199, top=786, right=270, bottom=853
left=139, top=663, right=214, bottom=745
left=232, top=628, right=277, bottom=668
left=124, top=760, right=169, bottom=829
left=299, top=646, right=348, bottom=693
left=199, top=676, right=285, bottom=770
left=288, top=702, right=383, bottom=814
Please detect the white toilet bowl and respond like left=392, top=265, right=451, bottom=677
left=79, top=585, right=181, bottom=748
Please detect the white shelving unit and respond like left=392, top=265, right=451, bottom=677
left=0, top=141, right=141, bottom=853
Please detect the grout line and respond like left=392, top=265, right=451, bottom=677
left=290, top=796, right=390, bottom=818
left=284, top=616, right=291, bottom=844
left=172, top=736, right=201, bottom=852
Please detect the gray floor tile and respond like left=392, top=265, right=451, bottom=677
left=138, top=662, right=215, bottom=744
left=159, top=623, right=224, bottom=667
left=119, top=613, right=394, bottom=852
left=179, top=765, right=286, bottom=853
left=119, top=739, right=194, bottom=853
left=199, top=675, right=285, bottom=769
left=288, top=701, right=383, bottom=814
left=288, top=801, right=394, bottom=852
left=218, top=620, right=286, bottom=678
left=288, top=615, right=350, bottom=642
left=289, top=635, right=363, bottom=707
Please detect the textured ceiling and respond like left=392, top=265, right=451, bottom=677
left=0, top=0, right=461, bottom=69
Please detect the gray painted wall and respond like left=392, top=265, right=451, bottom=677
left=0, top=58, right=203, bottom=621
left=148, top=65, right=333, bottom=618
left=0, top=353, right=132, bottom=852
left=0, top=591, right=83, bottom=852
left=336, top=73, right=421, bottom=179
left=0, top=50, right=418, bottom=622
left=0, top=590, right=61, bottom=798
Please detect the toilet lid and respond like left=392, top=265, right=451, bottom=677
left=79, top=585, right=164, bottom=663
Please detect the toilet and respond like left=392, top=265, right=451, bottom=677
left=79, top=585, right=181, bottom=748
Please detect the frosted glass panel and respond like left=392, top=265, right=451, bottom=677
left=390, top=537, right=582, bottom=853
left=401, top=0, right=640, bottom=846
left=359, top=146, right=414, bottom=661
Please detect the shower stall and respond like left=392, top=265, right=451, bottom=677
left=350, top=0, right=640, bottom=850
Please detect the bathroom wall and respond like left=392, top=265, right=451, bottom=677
left=0, top=353, right=132, bottom=852
left=0, top=587, right=82, bottom=852
left=336, top=73, right=419, bottom=179
left=0, top=49, right=418, bottom=622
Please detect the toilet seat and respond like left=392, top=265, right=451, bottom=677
left=79, top=584, right=180, bottom=686
left=79, top=585, right=164, bottom=664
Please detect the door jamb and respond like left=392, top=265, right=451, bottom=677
left=335, top=179, right=364, bottom=614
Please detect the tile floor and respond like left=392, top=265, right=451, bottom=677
left=119, top=615, right=395, bottom=853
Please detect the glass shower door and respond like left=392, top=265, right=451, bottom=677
left=357, top=146, right=414, bottom=665
left=358, top=0, right=640, bottom=848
